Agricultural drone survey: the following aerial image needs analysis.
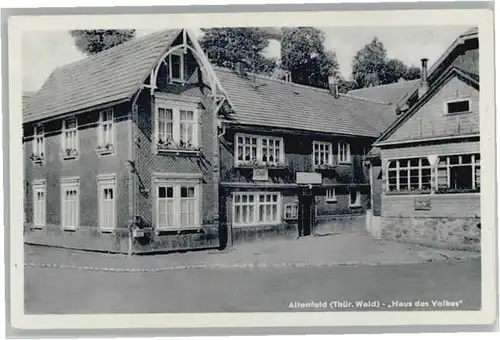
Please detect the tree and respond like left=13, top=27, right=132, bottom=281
left=404, top=66, right=421, bottom=80
left=69, top=30, right=136, bottom=56
left=280, top=27, right=339, bottom=89
left=352, top=38, right=422, bottom=89
left=199, top=28, right=276, bottom=74
left=351, top=37, right=387, bottom=88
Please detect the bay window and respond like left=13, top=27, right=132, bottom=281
left=387, top=157, right=431, bottom=192
left=155, top=104, right=198, bottom=152
left=235, top=133, right=285, bottom=167
left=233, top=192, right=281, bottom=226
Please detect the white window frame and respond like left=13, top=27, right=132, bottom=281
left=97, top=108, right=115, bottom=154
left=338, top=141, right=351, bottom=164
left=61, top=117, right=78, bottom=159
left=234, top=133, right=285, bottom=167
left=312, top=141, right=333, bottom=167
left=284, top=202, right=299, bottom=220
left=33, top=124, right=45, bottom=159
left=387, top=157, right=432, bottom=192
left=436, top=153, right=480, bottom=192
left=349, top=188, right=361, bottom=208
left=32, top=179, right=46, bottom=228
left=153, top=173, right=202, bottom=231
left=97, top=174, right=117, bottom=232
left=169, top=51, right=185, bottom=83
left=232, top=191, right=282, bottom=227
left=444, top=98, right=471, bottom=115
left=155, top=102, right=199, bottom=152
left=60, top=177, right=80, bottom=231
left=326, top=188, right=337, bottom=203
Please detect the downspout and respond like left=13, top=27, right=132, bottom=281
left=213, top=97, right=227, bottom=249
left=127, top=86, right=144, bottom=256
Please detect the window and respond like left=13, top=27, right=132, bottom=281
left=61, top=177, right=79, bottom=230
left=33, top=124, right=45, bottom=160
left=313, top=141, right=333, bottom=167
left=32, top=180, right=46, bottom=227
left=97, top=174, right=116, bottom=231
left=156, top=104, right=198, bottom=151
left=235, top=133, right=284, bottom=167
left=284, top=202, right=298, bottom=220
left=169, top=52, right=184, bottom=82
left=62, top=117, right=78, bottom=158
left=349, top=189, right=361, bottom=207
left=387, top=158, right=432, bottom=192
left=326, top=188, right=337, bottom=203
left=437, top=154, right=480, bottom=193
left=338, top=142, right=351, bottom=164
left=446, top=99, right=470, bottom=114
left=233, top=192, right=281, bottom=226
left=97, top=109, right=114, bottom=153
left=155, top=174, right=201, bottom=230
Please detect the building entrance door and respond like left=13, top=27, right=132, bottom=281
left=298, top=193, right=315, bottom=237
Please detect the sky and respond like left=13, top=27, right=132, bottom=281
left=22, top=26, right=470, bottom=93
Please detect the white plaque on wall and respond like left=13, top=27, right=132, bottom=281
left=253, top=168, right=269, bottom=181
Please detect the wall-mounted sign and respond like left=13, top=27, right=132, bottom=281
left=296, top=172, right=322, bottom=184
left=253, top=168, right=269, bottom=181
left=414, top=197, right=431, bottom=210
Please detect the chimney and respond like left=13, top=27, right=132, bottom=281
left=418, top=58, right=429, bottom=98
left=235, top=61, right=246, bottom=76
left=328, top=75, right=339, bottom=99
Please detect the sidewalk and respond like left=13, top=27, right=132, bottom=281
left=24, top=233, right=480, bottom=271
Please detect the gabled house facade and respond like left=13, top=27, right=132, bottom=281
left=366, top=27, right=480, bottom=250
left=23, top=28, right=394, bottom=254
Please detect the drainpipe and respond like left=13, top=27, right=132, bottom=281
left=127, top=86, right=144, bottom=256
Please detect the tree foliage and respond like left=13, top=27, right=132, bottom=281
left=352, top=37, right=421, bottom=88
left=280, top=27, right=339, bottom=89
left=199, top=28, right=277, bottom=74
left=69, top=30, right=136, bottom=56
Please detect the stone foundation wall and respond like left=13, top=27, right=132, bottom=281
left=380, top=216, right=481, bottom=251
left=314, top=215, right=366, bottom=235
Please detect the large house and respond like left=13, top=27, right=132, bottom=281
left=366, top=27, right=480, bottom=250
left=23, top=28, right=395, bottom=254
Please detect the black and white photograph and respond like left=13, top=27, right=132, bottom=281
left=5, top=4, right=497, bottom=332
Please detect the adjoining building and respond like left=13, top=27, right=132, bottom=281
left=23, top=28, right=395, bottom=254
left=366, top=27, right=480, bottom=250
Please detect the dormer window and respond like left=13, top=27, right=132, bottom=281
left=446, top=99, right=471, bottom=115
left=169, top=51, right=184, bottom=83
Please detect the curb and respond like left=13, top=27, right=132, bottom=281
left=24, top=255, right=480, bottom=273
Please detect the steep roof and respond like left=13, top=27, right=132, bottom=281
left=395, top=26, right=478, bottom=110
left=347, top=79, right=420, bottom=106
left=373, top=67, right=479, bottom=147
left=24, top=29, right=182, bottom=123
left=214, top=67, right=395, bottom=138
left=22, top=91, right=34, bottom=111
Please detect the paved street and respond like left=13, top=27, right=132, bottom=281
left=25, top=258, right=481, bottom=314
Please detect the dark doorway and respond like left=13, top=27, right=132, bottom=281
left=298, top=194, right=315, bottom=237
